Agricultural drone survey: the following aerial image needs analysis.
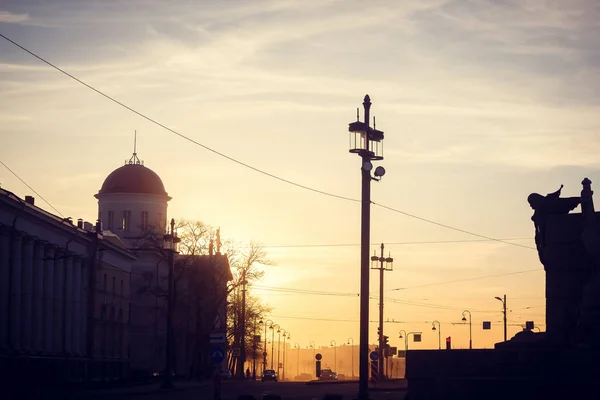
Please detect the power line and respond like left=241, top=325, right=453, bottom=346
left=253, top=285, right=358, bottom=297
left=0, top=159, right=64, bottom=217
left=389, top=268, right=541, bottom=291
left=0, top=33, right=536, bottom=251
left=264, top=238, right=532, bottom=249
left=371, top=202, right=536, bottom=250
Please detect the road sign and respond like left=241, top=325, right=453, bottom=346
left=315, top=353, right=322, bottom=361
left=213, top=314, right=222, bottom=330
left=483, top=321, right=491, bottom=330
left=370, top=360, right=379, bottom=383
left=413, top=333, right=422, bottom=342
left=369, top=351, right=378, bottom=361
left=211, top=345, right=225, bottom=364
left=389, top=346, right=398, bottom=356
left=210, top=332, right=226, bottom=344
left=232, top=347, right=241, bottom=357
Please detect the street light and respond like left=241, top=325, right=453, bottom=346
left=264, top=319, right=273, bottom=373
left=349, top=94, right=386, bottom=400
left=330, top=340, right=337, bottom=373
left=282, top=331, right=290, bottom=381
left=371, top=244, right=393, bottom=381
left=309, top=341, right=316, bottom=361
left=294, top=343, right=300, bottom=379
left=462, top=310, right=472, bottom=349
left=431, top=321, right=441, bottom=350
left=276, top=327, right=283, bottom=377
left=270, top=324, right=279, bottom=370
left=161, top=218, right=180, bottom=390
left=398, top=330, right=407, bottom=352
left=252, top=318, right=263, bottom=380
left=495, top=295, right=507, bottom=342
left=347, top=338, right=355, bottom=378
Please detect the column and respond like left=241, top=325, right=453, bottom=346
left=0, top=227, right=10, bottom=350
left=20, top=236, right=34, bottom=353
left=72, top=256, right=82, bottom=355
left=9, top=231, right=22, bottom=351
left=32, top=240, right=46, bottom=352
left=80, top=261, right=88, bottom=357
left=43, top=245, right=55, bottom=353
left=53, top=250, right=64, bottom=354
left=64, top=255, right=74, bottom=354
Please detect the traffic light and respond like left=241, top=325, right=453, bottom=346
left=377, top=327, right=380, bottom=337
left=383, top=335, right=389, bottom=345
left=446, top=336, right=451, bottom=350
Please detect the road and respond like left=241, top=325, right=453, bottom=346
left=45, top=380, right=407, bottom=400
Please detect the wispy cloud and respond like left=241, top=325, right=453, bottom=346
left=0, top=10, right=29, bottom=24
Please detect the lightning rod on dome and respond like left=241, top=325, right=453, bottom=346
left=127, top=130, right=143, bottom=166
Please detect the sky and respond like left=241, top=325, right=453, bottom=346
left=1, top=0, right=599, bottom=351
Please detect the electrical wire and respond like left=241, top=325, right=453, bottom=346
left=0, top=159, right=64, bottom=217
left=0, top=32, right=536, bottom=251
left=264, top=238, right=533, bottom=248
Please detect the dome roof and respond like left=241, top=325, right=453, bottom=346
left=98, top=163, right=168, bottom=197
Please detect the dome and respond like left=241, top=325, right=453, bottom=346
left=97, top=163, right=168, bottom=197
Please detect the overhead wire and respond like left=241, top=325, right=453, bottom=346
left=0, top=32, right=535, bottom=251
left=0, top=159, right=64, bottom=217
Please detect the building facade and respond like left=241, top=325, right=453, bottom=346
left=0, top=189, right=135, bottom=385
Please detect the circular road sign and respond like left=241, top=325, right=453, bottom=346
left=315, top=353, right=322, bottom=361
left=369, top=351, right=378, bottom=361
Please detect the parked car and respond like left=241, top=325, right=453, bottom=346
left=261, top=369, right=278, bottom=382
left=319, top=368, right=338, bottom=380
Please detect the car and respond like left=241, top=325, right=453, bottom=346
left=261, top=369, right=278, bottom=382
left=319, top=368, right=338, bottom=380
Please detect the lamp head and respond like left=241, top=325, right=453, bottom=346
left=462, top=316, right=467, bottom=322
left=374, top=166, right=386, bottom=178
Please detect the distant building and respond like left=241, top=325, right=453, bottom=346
left=0, top=189, right=135, bottom=384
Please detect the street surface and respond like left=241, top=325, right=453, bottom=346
left=41, top=380, right=407, bottom=400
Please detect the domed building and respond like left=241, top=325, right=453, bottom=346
left=95, top=153, right=170, bottom=244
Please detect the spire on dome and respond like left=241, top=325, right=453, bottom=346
left=126, top=130, right=144, bottom=166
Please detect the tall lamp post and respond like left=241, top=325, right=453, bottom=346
left=495, top=295, right=507, bottom=342
left=462, top=310, right=472, bottom=349
left=347, top=338, right=355, bottom=378
left=161, top=218, right=180, bottom=390
left=348, top=94, right=387, bottom=400
left=330, top=340, right=337, bottom=373
left=282, top=331, right=290, bottom=381
left=270, top=324, right=279, bottom=370
left=264, top=320, right=273, bottom=373
left=309, top=341, right=316, bottom=360
left=294, top=343, right=300, bottom=379
left=371, top=244, right=393, bottom=380
left=431, top=321, right=441, bottom=350
left=398, top=330, right=407, bottom=353
left=252, top=318, right=263, bottom=380
left=277, top=328, right=283, bottom=378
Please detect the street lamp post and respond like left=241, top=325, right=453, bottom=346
left=252, top=318, right=263, bottom=380
left=161, top=218, right=180, bottom=390
left=282, top=331, right=290, bottom=381
left=277, top=328, right=283, bottom=378
left=398, top=330, right=407, bottom=352
left=371, top=244, right=393, bottom=380
left=264, top=320, right=273, bottom=373
left=270, top=324, right=279, bottom=370
left=294, top=343, right=300, bottom=379
left=462, top=310, right=472, bottom=349
left=309, top=341, right=316, bottom=361
left=495, top=295, right=507, bottom=342
left=330, top=340, right=337, bottom=373
left=348, top=94, right=386, bottom=400
left=431, top=321, right=441, bottom=350
left=347, top=338, right=355, bottom=378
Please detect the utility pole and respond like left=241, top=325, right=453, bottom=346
left=495, top=295, right=507, bottom=342
left=237, top=268, right=247, bottom=378
left=371, top=243, right=393, bottom=380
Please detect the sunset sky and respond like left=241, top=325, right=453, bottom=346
left=1, top=0, right=599, bottom=351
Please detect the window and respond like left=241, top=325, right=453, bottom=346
left=157, top=213, right=163, bottom=229
left=141, top=211, right=149, bottom=230
left=120, top=279, right=124, bottom=297
left=108, top=211, right=114, bottom=230
left=112, top=276, right=116, bottom=294
left=122, top=210, right=131, bottom=231
left=103, top=274, right=107, bottom=291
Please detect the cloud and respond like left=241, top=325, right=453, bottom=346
left=0, top=10, right=29, bottom=24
